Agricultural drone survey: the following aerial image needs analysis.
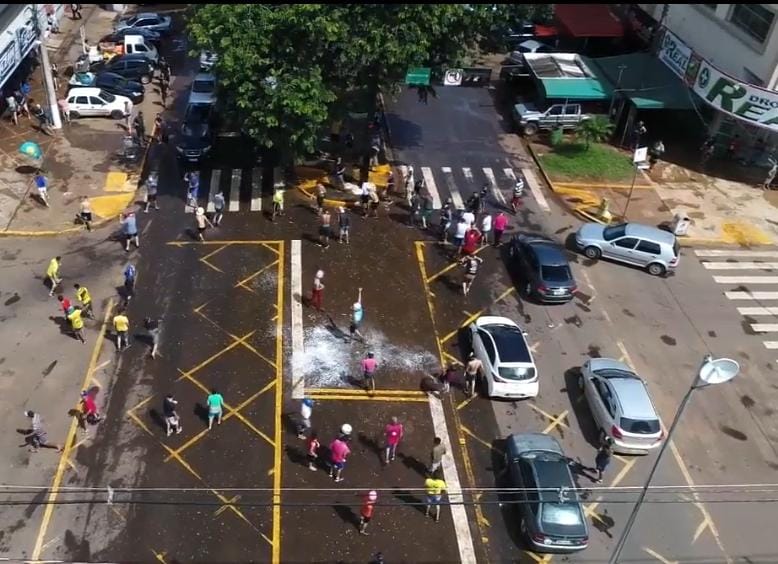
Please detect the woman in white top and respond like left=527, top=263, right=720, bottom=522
left=480, top=214, right=492, bottom=246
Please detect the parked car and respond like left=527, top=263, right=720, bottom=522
left=65, top=88, right=132, bottom=119
left=513, top=102, right=593, bottom=136
left=91, top=54, right=154, bottom=84
left=189, top=73, right=217, bottom=106
left=468, top=316, right=538, bottom=399
left=99, top=34, right=159, bottom=65
left=579, top=358, right=663, bottom=454
left=101, top=27, right=161, bottom=46
left=114, top=12, right=172, bottom=34
left=506, top=433, right=589, bottom=553
left=69, top=72, right=144, bottom=103
left=176, top=102, right=215, bottom=164
left=200, top=50, right=217, bottom=71
left=509, top=234, right=577, bottom=303
left=574, top=222, right=680, bottom=277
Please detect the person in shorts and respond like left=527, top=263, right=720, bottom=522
left=460, top=254, right=483, bottom=296
left=350, top=288, right=364, bottom=341
left=163, top=393, right=182, bottom=436
left=319, top=208, right=332, bottom=248
left=195, top=207, right=213, bottom=241
left=361, top=352, right=377, bottom=392
left=328, top=435, right=351, bottom=482
left=359, top=490, right=378, bottom=535
left=123, top=263, right=136, bottom=302
left=144, top=172, right=159, bottom=212
left=338, top=207, right=350, bottom=244
left=120, top=211, right=139, bottom=251
left=453, top=217, right=467, bottom=256
left=207, top=388, right=224, bottom=430
left=78, top=196, right=93, bottom=230
left=464, top=352, right=483, bottom=396
left=306, top=431, right=320, bottom=471
left=424, top=471, right=447, bottom=522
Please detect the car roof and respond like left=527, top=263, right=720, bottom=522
left=480, top=321, right=532, bottom=363
left=533, top=458, right=574, bottom=496
left=589, top=357, right=633, bottom=374
left=507, top=433, right=562, bottom=458
left=610, top=378, right=658, bottom=420
left=132, top=12, right=162, bottom=19
left=623, top=223, right=676, bottom=245
left=68, top=87, right=103, bottom=95
left=528, top=240, right=568, bottom=266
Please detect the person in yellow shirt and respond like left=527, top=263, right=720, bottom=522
left=46, top=256, right=62, bottom=297
left=424, top=471, right=447, bottom=522
left=113, top=310, right=130, bottom=351
left=74, top=283, right=93, bottom=319
left=68, top=308, right=85, bottom=344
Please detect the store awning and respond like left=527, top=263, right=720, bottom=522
left=592, top=53, right=693, bottom=110
left=527, top=54, right=614, bottom=101
left=540, top=77, right=612, bottom=101
left=554, top=4, right=625, bottom=38
left=405, top=67, right=431, bottom=86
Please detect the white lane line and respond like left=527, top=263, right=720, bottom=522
left=725, top=291, right=778, bottom=300
left=290, top=240, right=304, bottom=400
left=713, top=276, right=778, bottom=284
left=251, top=168, right=262, bottom=211
left=703, top=262, right=778, bottom=270
left=522, top=168, right=550, bottom=212
left=751, top=324, right=778, bottom=332
left=737, top=307, right=778, bottom=315
left=616, top=340, right=635, bottom=370
left=229, top=169, right=241, bottom=212
left=482, top=167, right=506, bottom=205
left=421, top=166, right=442, bottom=209
left=207, top=169, right=221, bottom=213
left=763, top=342, right=778, bottom=349
left=695, top=249, right=778, bottom=257
left=462, top=167, right=473, bottom=182
left=428, top=396, right=476, bottom=564
left=441, top=167, right=465, bottom=210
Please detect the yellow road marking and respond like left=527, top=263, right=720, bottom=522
left=616, top=340, right=635, bottom=370
left=643, top=546, right=678, bottom=564
left=168, top=240, right=285, bottom=246
left=305, top=394, right=429, bottom=402
left=261, top=532, right=274, bottom=546
left=31, top=299, right=114, bottom=562
left=442, top=351, right=463, bottom=366
left=529, top=404, right=570, bottom=429
left=426, top=244, right=489, bottom=284
left=127, top=395, right=155, bottom=416
left=176, top=331, right=257, bottom=381
left=461, top=425, right=502, bottom=454
left=541, top=410, right=569, bottom=434
left=152, top=549, right=168, bottom=564
left=193, top=309, right=277, bottom=370
left=456, top=394, right=477, bottom=411
left=693, top=516, right=713, bottom=543
left=235, top=260, right=280, bottom=292
left=439, top=286, right=517, bottom=345
left=307, top=388, right=426, bottom=396
left=525, top=551, right=553, bottom=563
left=272, top=241, right=284, bottom=564
left=127, top=410, right=156, bottom=437
left=214, top=495, right=242, bottom=517
left=263, top=242, right=281, bottom=256
left=584, top=457, right=637, bottom=521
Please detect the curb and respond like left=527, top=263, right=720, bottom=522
left=0, top=215, right=114, bottom=238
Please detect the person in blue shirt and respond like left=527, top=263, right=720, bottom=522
left=123, top=263, right=136, bottom=302
left=120, top=211, right=139, bottom=252
left=350, top=287, right=364, bottom=342
left=34, top=170, right=49, bottom=207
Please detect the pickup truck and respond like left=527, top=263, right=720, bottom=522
left=512, top=102, right=592, bottom=136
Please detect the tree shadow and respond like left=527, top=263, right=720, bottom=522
left=384, top=112, right=423, bottom=150
left=392, top=487, right=426, bottom=515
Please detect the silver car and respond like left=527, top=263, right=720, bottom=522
left=189, top=73, right=217, bottom=106
left=579, top=358, right=663, bottom=454
left=575, top=222, right=679, bottom=276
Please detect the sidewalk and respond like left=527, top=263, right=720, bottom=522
left=0, top=5, right=155, bottom=237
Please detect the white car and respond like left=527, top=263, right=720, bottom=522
left=66, top=88, right=132, bottom=119
left=189, top=73, right=217, bottom=106
left=199, top=50, right=217, bottom=71
left=468, top=316, right=539, bottom=399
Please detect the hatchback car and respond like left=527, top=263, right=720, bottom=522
left=575, top=222, right=679, bottom=276
left=91, top=54, right=155, bottom=84
left=468, top=316, right=538, bottom=399
left=114, top=12, right=172, bottom=34
left=579, top=358, right=663, bottom=454
left=66, top=88, right=132, bottom=119
left=506, top=433, right=589, bottom=553
left=189, top=73, right=217, bottom=106
left=92, top=72, right=144, bottom=103
left=509, top=234, right=577, bottom=303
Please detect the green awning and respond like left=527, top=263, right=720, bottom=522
left=540, top=77, right=613, bottom=101
left=591, top=53, right=693, bottom=110
left=405, top=67, right=431, bottom=86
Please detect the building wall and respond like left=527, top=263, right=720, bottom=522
left=0, top=4, right=64, bottom=91
left=638, top=4, right=778, bottom=89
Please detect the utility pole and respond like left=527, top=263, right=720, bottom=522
left=31, top=4, right=62, bottom=129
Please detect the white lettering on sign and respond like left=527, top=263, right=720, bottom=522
left=658, top=29, right=692, bottom=79
left=0, top=42, right=19, bottom=84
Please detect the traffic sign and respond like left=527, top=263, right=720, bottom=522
left=444, top=69, right=463, bottom=86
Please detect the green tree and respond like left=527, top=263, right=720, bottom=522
left=577, top=116, right=615, bottom=150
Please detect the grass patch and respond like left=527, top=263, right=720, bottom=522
left=538, top=142, right=634, bottom=183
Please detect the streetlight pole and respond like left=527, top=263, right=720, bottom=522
left=30, top=4, right=62, bottom=129
left=608, top=355, right=740, bottom=564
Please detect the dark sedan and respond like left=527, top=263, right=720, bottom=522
left=93, top=72, right=144, bottom=103
left=509, top=234, right=577, bottom=303
left=90, top=54, right=155, bottom=84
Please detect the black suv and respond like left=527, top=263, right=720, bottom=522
left=509, top=234, right=577, bottom=303
left=176, top=103, right=215, bottom=164
left=91, top=54, right=154, bottom=84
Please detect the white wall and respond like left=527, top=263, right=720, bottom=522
left=639, top=4, right=778, bottom=89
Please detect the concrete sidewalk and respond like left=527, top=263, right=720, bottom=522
left=0, top=5, right=156, bottom=237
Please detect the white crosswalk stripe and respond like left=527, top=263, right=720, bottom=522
left=229, top=169, right=241, bottom=212
left=251, top=169, right=263, bottom=211
left=420, top=167, right=442, bottom=209
left=696, top=249, right=778, bottom=257
left=703, top=262, right=778, bottom=270
left=522, top=167, right=550, bottom=212
left=483, top=167, right=506, bottom=205
left=441, top=167, right=465, bottom=210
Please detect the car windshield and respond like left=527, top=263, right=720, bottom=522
left=602, top=223, right=627, bottom=241
left=540, top=265, right=571, bottom=283
left=499, top=365, right=536, bottom=381
left=192, top=80, right=214, bottom=93
left=186, top=104, right=212, bottom=122
left=99, top=90, right=116, bottom=102
left=182, top=123, right=208, bottom=137
left=620, top=417, right=661, bottom=435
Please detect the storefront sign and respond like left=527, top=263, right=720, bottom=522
left=694, top=61, right=778, bottom=131
left=17, top=21, right=37, bottom=57
left=658, top=29, right=692, bottom=79
left=0, top=42, right=19, bottom=86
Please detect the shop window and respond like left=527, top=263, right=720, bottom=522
left=730, top=4, right=775, bottom=44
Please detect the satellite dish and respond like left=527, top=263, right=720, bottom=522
left=698, top=358, right=740, bottom=385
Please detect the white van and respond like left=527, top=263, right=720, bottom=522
left=66, top=88, right=132, bottom=119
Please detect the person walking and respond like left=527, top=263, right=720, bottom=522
left=297, top=398, right=314, bottom=439
left=207, top=388, right=224, bottom=430
left=5, top=94, right=19, bottom=126
left=453, top=217, right=467, bottom=256
left=493, top=211, right=508, bottom=247
left=24, top=411, right=62, bottom=453
left=463, top=352, right=483, bottom=396
left=329, top=433, right=351, bottom=482
left=74, top=284, right=94, bottom=319
left=338, top=207, right=351, bottom=244
left=361, top=352, right=377, bottom=392
left=46, top=256, right=62, bottom=296
left=70, top=3, right=82, bottom=19
left=271, top=186, right=285, bottom=220
left=306, top=431, right=320, bottom=471
left=124, top=100, right=133, bottom=133
left=350, top=287, right=364, bottom=342
left=153, top=113, right=168, bottom=144
left=68, top=306, right=86, bottom=344
left=311, top=269, right=324, bottom=311
left=78, top=196, right=92, bottom=230
left=50, top=62, right=60, bottom=91
left=123, top=263, right=137, bottom=303
left=462, top=224, right=482, bottom=257
left=383, top=416, right=404, bottom=464
left=429, top=437, right=447, bottom=475
left=195, top=207, right=213, bottom=241
left=159, top=80, right=169, bottom=108
left=480, top=213, right=492, bottom=247
left=764, top=158, right=778, bottom=190
left=58, top=294, right=74, bottom=316
left=31, top=103, right=54, bottom=135
left=163, top=394, right=182, bottom=436
left=113, top=309, right=130, bottom=351
left=120, top=210, right=139, bottom=251
left=34, top=169, right=50, bottom=207
left=57, top=97, right=70, bottom=125
left=143, top=171, right=159, bottom=213
left=460, top=254, right=483, bottom=296
left=144, top=317, right=161, bottom=359
left=134, top=111, right=146, bottom=145
left=358, top=490, right=378, bottom=535
left=212, top=190, right=225, bottom=226
left=360, top=182, right=371, bottom=217
left=319, top=208, right=332, bottom=249
left=594, top=437, right=613, bottom=483
left=314, top=182, right=326, bottom=214
left=420, top=194, right=434, bottom=230
left=439, top=202, right=453, bottom=243
left=424, top=471, right=447, bottom=522
left=333, top=158, right=346, bottom=190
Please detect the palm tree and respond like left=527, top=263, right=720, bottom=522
left=577, top=116, right=614, bottom=150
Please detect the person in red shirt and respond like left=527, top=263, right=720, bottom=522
left=361, top=352, right=378, bottom=392
left=383, top=416, right=404, bottom=464
left=80, top=389, right=102, bottom=431
left=462, top=226, right=482, bottom=256
left=306, top=431, right=320, bottom=471
left=57, top=295, right=74, bottom=315
left=358, top=490, right=378, bottom=535
left=493, top=212, right=509, bottom=247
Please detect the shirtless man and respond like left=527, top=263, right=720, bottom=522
left=464, top=352, right=484, bottom=396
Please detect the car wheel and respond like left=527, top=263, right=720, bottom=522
left=140, top=74, right=151, bottom=84
left=110, top=109, right=124, bottom=120
left=69, top=110, right=80, bottom=119
left=647, top=262, right=666, bottom=277
left=522, top=122, right=538, bottom=136
left=584, top=246, right=601, bottom=260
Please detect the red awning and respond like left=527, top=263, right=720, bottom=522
left=534, top=24, right=559, bottom=37
left=554, top=4, right=625, bottom=38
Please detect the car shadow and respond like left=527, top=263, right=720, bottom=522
left=491, top=437, right=527, bottom=551
left=562, top=367, right=602, bottom=450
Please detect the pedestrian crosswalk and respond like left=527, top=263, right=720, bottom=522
left=696, top=248, right=778, bottom=352
left=185, top=167, right=263, bottom=213
left=396, top=165, right=546, bottom=211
